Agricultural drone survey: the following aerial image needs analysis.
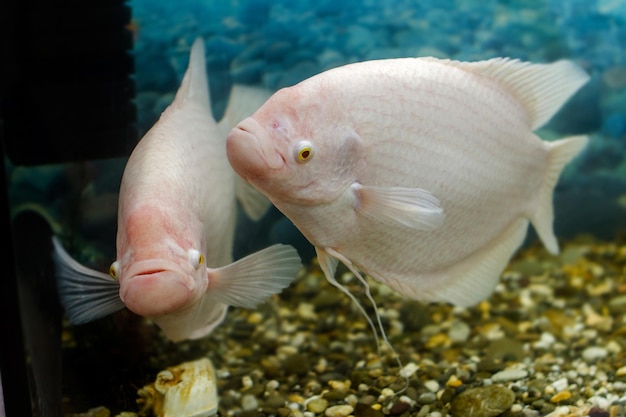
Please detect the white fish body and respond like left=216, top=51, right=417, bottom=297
left=53, top=38, right=301, bottom=341
left=226, top=57, right=589, bottom=307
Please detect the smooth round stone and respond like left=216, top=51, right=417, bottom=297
left=449, top=385, right=515, bottom=417
left=582, top=346, right=609, bottom=362
left=307, top=398, right=329, bottom=414
left=448, top=321, right=471, bottom=343
left=417, top=392, right=437, bottom=405
left=241, top=394, right=259, bottom=411
left=491, top=369, right=529, bottom=383
left=325, top=404, right=354, bottom=417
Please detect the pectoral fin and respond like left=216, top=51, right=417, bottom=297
left=208, top=244, right=302, bottom=309
left=353, top=183, right=445, bottom=230
left=52, top=237, right=125, bottom=324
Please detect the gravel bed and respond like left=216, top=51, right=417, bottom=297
left=63, top=234, right=626, bottom=417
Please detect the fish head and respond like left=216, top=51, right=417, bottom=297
left=114, top=206, right=208, bottom=319
left=226, top=84, right=366, bottom=205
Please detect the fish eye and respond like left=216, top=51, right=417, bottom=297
left=189, top=249, right=205, bottom=269
left=109, top=261, right=120, bottom=279
left=295, top=141, right=314, bottom=163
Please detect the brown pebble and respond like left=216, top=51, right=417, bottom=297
left=354, top=403, right=385, bottom=417
left=588, top=406, right=610, bottom=417
left=277, top=408, right=292, bottom=417
left=449, top=385, right=515, bottom=417
left=389, top=401, right=411, bottom=415
left=283, top=353, right=310, bottom=376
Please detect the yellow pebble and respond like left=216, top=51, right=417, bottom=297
left=479, top=300, right=491, bottom=319
left=371, top=404, right=382, bottom=411
left=328, top=380, right=350, bottom=391
left=288, top=394, right=306, bottom=404
left=247, top=312, right=264, bottom=324
left=425, top=333, right=450, bottom=349
left=550, top=391, right=571, bottom=403
left=446, top=375, right=462, bottom=388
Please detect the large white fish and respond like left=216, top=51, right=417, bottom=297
left=53, top=38, right=301, bottom=342
left=226, top=57, right=589, bottom=308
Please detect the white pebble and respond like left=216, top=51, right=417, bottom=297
left=510, top=404, right=523, bottom=413
left=399, top=362, right=419, bottom=378
left=217, top=368, right=230, bottom=378
left=241, top=394, right=258, bottom=411
left=380, top=388, right=395, bottom=397
left=345, top=394, right=358, bottom=407
left=582, top=346, right=608, bottom=362
left=534, top=332, right=556, bottom=349
left=491, top=368, right=529, bottom=382
left=324, top=405, right=354, bottom=417
left=424, top=380, right=440, bottom=392
left=297, top=303, right=317, bottom=320
left=265, top=380, right=280, bottom=395
left=607, top=340, right=622, bottom=353
left=545, top=406, right=572, bottom=416
left=448, top=320, right=471, bottom=343
left=551, top=377, right=569, bottom=392
left=242, top=376, right=253, bottom=389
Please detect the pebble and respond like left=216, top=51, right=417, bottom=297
left=399, top=362, right=419, bottom=378
left=551, top=378, right=569, bottom=392
left=325, top=405, right=354, bottom=417
left=448, top=320, right=471, bottom=343
left=491, top=368, right=529, bottom=382
left=242, top=394, right=259, bottom=411
left=307, top=398, right=329, bottom=413
left=424, top=380, right=440, bottom=393
left=417, top=392, right=437, bottom=405
left=449, top=385, right=515, bottom=417
left=388, top=401, right=411, bottom=415
left=550, top=391, right=572, bottom=403
left=353, top=403, right=384, bottom=417
left=582, top=346, right=609, bottom=362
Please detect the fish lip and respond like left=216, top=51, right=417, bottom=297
left=123, top=259, right=194, bottom=287
left=119, top=260, right=197, bottom=317
left=228, top=118, right=284, bottom=171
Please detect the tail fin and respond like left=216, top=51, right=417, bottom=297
left=531, top=135, right=588, bottom=254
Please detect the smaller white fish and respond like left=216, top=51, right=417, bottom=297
left=53, top=38, right=301, bottom=342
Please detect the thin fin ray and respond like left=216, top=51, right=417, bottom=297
left=208, top=244, right=302, bottom=308
left=430, top=57, right=589, bottom=130
left=531, top=135, right=588, bottom=254
left=354, top=184, right=445, bottom=230
left=378, top=218, right=529, bottom=307
left=52, top=237, right=125, bottom=324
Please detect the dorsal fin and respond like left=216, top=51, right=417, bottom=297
left=174, top=37, right=211, bottom=111
left=428, top=57, right=589, bottom=130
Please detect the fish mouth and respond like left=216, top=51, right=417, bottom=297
left=227, top=118, right=284, bottom=177
left=120, top=260, right=196, bottom=317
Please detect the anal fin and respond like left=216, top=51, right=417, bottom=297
left=393, top=218, right=530, bottom=307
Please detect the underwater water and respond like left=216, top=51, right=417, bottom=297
left=3, top=0, right=626, bottom=416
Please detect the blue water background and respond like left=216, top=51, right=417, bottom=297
left=7, top=0, right=626, bottom=262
